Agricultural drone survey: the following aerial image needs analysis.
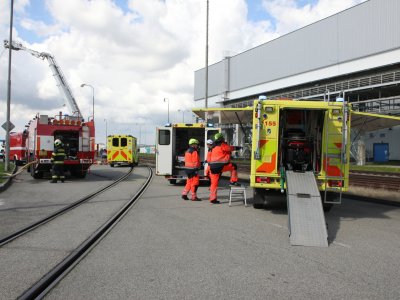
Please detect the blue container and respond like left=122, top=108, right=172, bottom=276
left=373, top=143, right=389, bottom=162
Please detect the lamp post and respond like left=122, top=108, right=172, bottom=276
left=134, top=123, right=142, bottom=145
left=4, top=0, right=14, bottom=172
left=163, top=98, right=169, bottom=123
left=81, top=83, right=94, bottom=121
left=178, top=109, right=189, bottom=123
left=104, top=118, right=107, bottom=144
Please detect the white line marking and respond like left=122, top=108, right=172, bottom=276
left=332, top=241, right=351, bottom=248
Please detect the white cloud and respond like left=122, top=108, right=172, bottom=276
left=0, top=0, right=366, bottom=143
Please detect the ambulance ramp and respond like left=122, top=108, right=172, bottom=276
left=286, top=171, right=328, bottom=247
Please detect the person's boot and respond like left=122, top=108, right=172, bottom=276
left=181, top=195, right=189, bottom=200
left=210, top=199, right=220, bottom=204
left=191, top=197, right=201, bottom=201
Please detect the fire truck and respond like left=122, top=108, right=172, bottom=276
left=9, top=131, right=28, bottom=165
left=156, top=123, right=220, bottom=184
left=193, top=96, right=400, bottom=246
left=24, top=113, right=95, bottom=178
left=5, top=40, right=95, bottom=179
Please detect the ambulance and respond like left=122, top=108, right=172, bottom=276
left=107, top=134, right=139, bottom=167
left=155, top=123, right=220, bottom=184
left=193, top=97, right=400, bottom=246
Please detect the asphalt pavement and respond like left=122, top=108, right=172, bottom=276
left=45, top=172, right=400, bottom=299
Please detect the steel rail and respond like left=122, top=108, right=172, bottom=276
left=0, top=167, right=134, bottom=247
left=19, top=166, right=153, bottom=300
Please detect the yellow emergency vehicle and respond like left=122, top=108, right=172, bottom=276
left=107, top=134, right=139, bottom=167
left=194, top=97, right=400, bottom=246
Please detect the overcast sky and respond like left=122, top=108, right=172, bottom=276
left=0, top=0, right=366, bottom=144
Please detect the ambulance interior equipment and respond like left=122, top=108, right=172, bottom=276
left=280, top=109, right=324, bottom=173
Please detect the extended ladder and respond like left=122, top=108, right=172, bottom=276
left=286, top=171, right=328, bottom=247
left=323, top=93, right=348, bottom=204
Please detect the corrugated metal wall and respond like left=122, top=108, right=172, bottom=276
left=194, top=0, right=400, bottom=100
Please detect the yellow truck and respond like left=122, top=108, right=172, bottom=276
left=107, top=134, right=139, bottom=167
left=194, top=96, right=400, bottom=246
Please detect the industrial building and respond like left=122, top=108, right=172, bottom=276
left=194, top=0, right=400, bottom=161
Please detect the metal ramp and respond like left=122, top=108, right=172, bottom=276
left=286, top=171, right=328, bottom=247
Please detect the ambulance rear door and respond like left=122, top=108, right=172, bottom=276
left=156, top=127, right=174, bottom=175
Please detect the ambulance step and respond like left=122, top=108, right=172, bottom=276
left=286, top=171, right=328, bottom=247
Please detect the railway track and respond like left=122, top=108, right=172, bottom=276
left=349, top=171, right=400, bottom=192
left=139, top=156, right=399, bottom=192
left=1, top=166, right=153, bottom=299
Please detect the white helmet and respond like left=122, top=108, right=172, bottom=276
left=54, top=139, right=63, bottom=147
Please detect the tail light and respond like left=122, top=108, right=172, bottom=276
left=328, top=180, right=343, bottom=187
left=256, top=176, right=271, bottom=183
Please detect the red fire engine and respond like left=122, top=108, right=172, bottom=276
left=9, top=131, right=28, bottom=165
left=5, top=40, right=96, bottom=179
left=26, top=113, right=95, bottom=179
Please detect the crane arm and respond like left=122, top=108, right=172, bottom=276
left=4, top=40, right=82, bottom=118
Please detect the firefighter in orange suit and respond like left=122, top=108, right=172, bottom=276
left=208, top=133, right=239, bottom=204
left=181, top=138, right=202, bottom=201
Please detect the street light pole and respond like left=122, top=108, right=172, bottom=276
left=135, top=123, right=142, bottom=145
left=178, top=109, right=189, bottom=123
left=81, top=83, right=94, bottom=121
left=4, top=0, right=14, bottom=172
left=104, top=118, right=107, bottom=144
left=163, top=98, right=169, bottom=123
left=205, top=0, right=209, bottom=108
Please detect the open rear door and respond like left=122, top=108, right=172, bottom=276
left=156, top=127, right=173, bottom=175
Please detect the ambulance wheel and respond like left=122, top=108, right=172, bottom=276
left=253, top=188, right=265, bottom=209
left=321, top=192, right=335, bottom=212
left=110, top=163, right=114, bottom=168
left=169, top=179, right=177, bottom=185
left=323, top=204, right=333, bottom=212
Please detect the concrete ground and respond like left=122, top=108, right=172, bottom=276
left=45, top=171, right=400, bottom=299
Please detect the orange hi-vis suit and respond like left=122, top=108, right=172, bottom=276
left=208, top=141, right=238, bottom=201
left=181, top=146, right=201, bottom=200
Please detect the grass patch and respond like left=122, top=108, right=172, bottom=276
left=0, top=161, right=15, bottom=183
left=350, top=162, right=400, bottom=173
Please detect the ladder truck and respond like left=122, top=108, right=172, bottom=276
left=4, top=40, right=95, bottom=179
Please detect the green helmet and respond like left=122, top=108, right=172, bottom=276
left=188, top=138, right=199, bottom=145
left=214, top=132, right=224, bottom=141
